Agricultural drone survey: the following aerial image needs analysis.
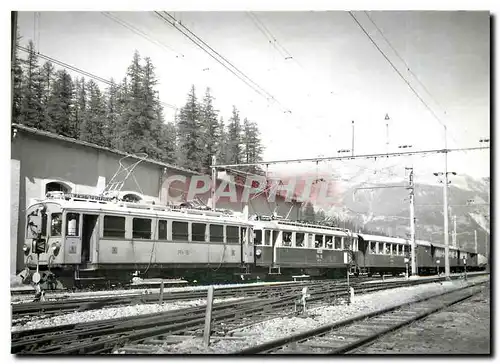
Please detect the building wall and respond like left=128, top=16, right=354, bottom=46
left=11, top=127, right=301, bottom=273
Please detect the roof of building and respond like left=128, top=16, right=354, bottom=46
left=11, top=123, right=301, bottom=205
left=12, top=123, right=199, bottom=175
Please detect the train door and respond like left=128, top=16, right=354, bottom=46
left=241, top=227, right=254, bottom=264
left=81, top=214, right=98, bottom=263
left=64, top=212, right=82, bottom=264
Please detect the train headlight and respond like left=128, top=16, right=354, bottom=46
left=23, top=244, right=31, bottom=256
left=255, top=249, right=262, bottom=258
left=51, top=241, right=61, bottom=256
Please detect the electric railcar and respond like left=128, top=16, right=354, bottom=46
left=23, top=192, right=254, bottom=287
left=21, top=192, right=485, bottom=288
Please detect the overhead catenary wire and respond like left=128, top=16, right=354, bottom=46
left=364, top=11, right=448, bottom=117
left=101, top=12, right=184, bottom=58
left=154, top=11, right=291, bottom=114
left=348, top=11, right=459, bottom=147
left=363, top=11, right=461, bottom=147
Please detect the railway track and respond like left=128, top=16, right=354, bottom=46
left=233, top=281, right=488, bottom=354
left=12, top=274, right=488, bottom=355
left=11, top=277, right=376, bottom=317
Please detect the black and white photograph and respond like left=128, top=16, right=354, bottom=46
left=9, top=6, right=491, bottom=356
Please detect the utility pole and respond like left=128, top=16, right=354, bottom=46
left=385, top=114, right=390, bottom=154
left=211, top=155, right=217, bottom=211
left=406, top=167, right=416, bottom=276
left=351, top=120, right=355, bottom=157
left=433, top=153, right=454, bottom=279
left=443, top=166, right=450, bottom=279
left=452, top=215, right=457, bottom=248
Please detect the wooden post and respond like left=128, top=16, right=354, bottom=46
left=203, top=286, right=215, bottom=347
left=159, top=280, right=164, bottom=304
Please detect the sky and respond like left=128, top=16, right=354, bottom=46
left=15, top=10, right=491, bottom=181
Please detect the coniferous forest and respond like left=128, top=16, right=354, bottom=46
left=12, top=40, right=265, bottom=174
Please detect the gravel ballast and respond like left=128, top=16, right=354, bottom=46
left=153, top=276, right=489, bottom=354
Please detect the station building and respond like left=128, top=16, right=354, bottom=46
left=10, top=124, right=302, bottom=275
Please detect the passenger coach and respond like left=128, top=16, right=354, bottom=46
left=23, top=192, right=254, bottom=287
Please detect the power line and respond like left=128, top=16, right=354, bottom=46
left=364, top=11, right=448, bottom=117
left=101, top=12, right=184, bottom=58
left=363, top=11, right=461, bottom=147
left=348, top=12, right=451, bottom=135
left=16, top=45, right=178, bottom=111
left=154, top=11, right=291, bottom=113
left=247, top=12, right=292, bottom=61
left=213, top=146, right=489, bottom=168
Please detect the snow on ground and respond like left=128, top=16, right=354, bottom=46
left=154, top=275, right=489, bottom=354
left=11, top=280, right=297, bottom=304
left=11, top=296, right=245, bottom=333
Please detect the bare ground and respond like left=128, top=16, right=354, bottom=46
left=352, top=284, right=491, bottom=355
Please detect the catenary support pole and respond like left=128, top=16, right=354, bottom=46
left=407, top=167, right=416, bottom=276
left=443, top=146, right=450, bottom=279
left=211, top=155, right=217, bottom=211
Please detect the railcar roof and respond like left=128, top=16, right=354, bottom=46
left=251, top=220, right=350, bottom=236
left=357, top=234, right=407, bottom=244
left=29, top=197, right=251, bottom=225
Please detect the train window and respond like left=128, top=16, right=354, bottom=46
left=254, top=230, right=262, bottom=244
left=369, top=242, right=376, bottom=254
left=296, top=233, right=305, bottom=248
left=172, top=221, right=188, bottom=240
left=192, top=223, right=206, bottom=242
left=325, top=236, right=333, bottom=249
left=264, top=230, right=271, bottom=246
left=103, top=216, right=126, bottom=238
left=133, top=218, right=152, bottom=239
left=353, top=239, right=358, bottom=251
left=66, top=213, right=79, bottom=236
left=210, top=224, right=224, bottom=242
left=50, top=213, right=62, bottom=236
left=344, top=237, right=351, bottom=250
left=384, top=244, right=390, bottom=255
left=314, top=234, right=324, bottom=248
left=282, top=231, right=292, bottom=247
left=334, top=236, right=342, bottom=250
left=158, top=220, right=168, bottom=240
left=227, top=226, right=239, bottom=243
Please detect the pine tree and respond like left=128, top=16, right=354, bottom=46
left=216, top=117, right=228, bottom=164
left=113, top=77, right=129, bottom=150
left=12, top=30, right=23, bottom=124
left=177, top=85, right=203, bottom=171
left=160, top=121, right=177, bottom=164
left=141, top=57, right=164, bottom=160
left=40, top=61, right=55, bottom=130
left=104, top=78, right=120, bottom=148
left=242, top=117, right=264, bottom=174
left=19, top=40, right=43, bottom=128
left=199, top=88, right=220, bottom=172
left=45, top=69, right=75, bottom=136
left=80, top=80, right=107, bottom=145
left=302, top=201, right=316, bottom=222
left=121, top=50, right=146, bottom=154
left=227, top=106, right=243, bottom=165
left=73, top=77, right=88, bottom=139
